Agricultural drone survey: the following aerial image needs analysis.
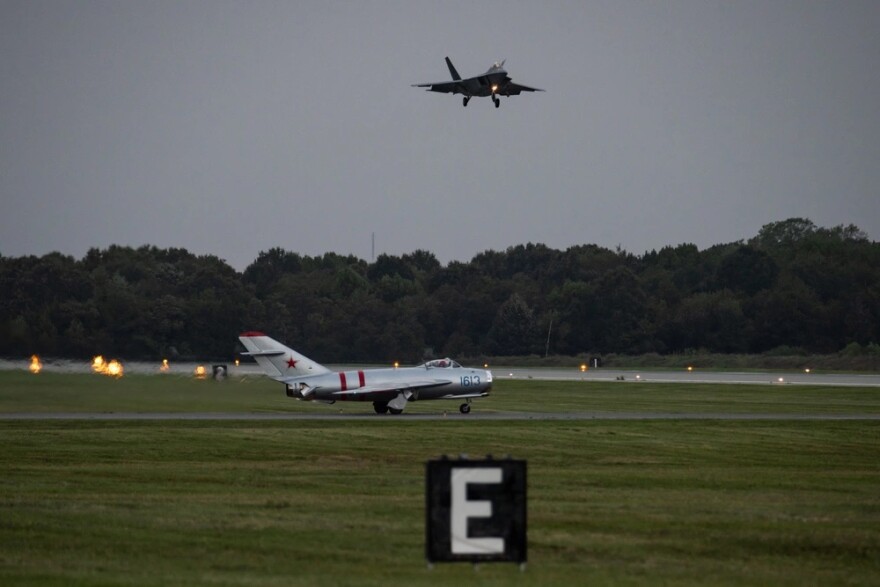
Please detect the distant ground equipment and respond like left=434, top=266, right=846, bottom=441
left=212, top=365, right=227, bottom=381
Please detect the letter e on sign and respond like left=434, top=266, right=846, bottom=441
left=426, top=458, right=527, bottom=564
left=451, top=467, right=504, bottom=554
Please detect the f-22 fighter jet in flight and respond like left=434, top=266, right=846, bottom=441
left=239, top=332, right=492, bottom=415
left=412, top=57, right=544, bottom=108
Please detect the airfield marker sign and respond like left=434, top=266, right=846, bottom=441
left=426, top=457, right=527, bottom=566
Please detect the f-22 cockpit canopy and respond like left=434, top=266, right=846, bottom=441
left=488, top=60, right=506, bottom=73
left=423, top=358, right=461, bottom=369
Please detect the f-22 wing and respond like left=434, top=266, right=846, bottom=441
left=412, top=57, right=544, bottom=108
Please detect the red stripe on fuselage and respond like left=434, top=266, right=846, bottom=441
left=359, top=370, right=365, bottom=387
left=339, top=372, right=347, bottom=391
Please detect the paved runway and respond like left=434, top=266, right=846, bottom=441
left=3, top=359, right=879, bottom=386
left=497, top=367, right=880, bottom=387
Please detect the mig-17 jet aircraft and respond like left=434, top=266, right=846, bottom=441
left=238, top=332, right=492, bottom=415
left=412, top=57, right=544, bottom=108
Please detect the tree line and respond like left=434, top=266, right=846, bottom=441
left=1, top=218, right=878, bottom=363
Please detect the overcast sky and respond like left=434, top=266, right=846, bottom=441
left=2, top=1, right=878, bottom=270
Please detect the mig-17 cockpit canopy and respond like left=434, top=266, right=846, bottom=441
left=423, top=358, right=461, bottom=369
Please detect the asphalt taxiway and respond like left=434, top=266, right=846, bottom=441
left=3, top=411, right=879, bottom=421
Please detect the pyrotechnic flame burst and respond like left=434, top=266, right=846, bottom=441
left=92, top=355, right=124, bottom=378
left=29, top=355, right=42, bottom=374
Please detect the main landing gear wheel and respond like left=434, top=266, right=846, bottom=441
left=373, top=401, right=389, bottom=415
left=389, top=408, right=403, bottom=415
left=462, top=96, right=470, bottom=107
left=493, top=97, right=500, bottom=108
left=459, top=403, right=471, bottom=414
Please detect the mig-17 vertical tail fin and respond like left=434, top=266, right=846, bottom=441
left=238, top=332, right=330, bottom=379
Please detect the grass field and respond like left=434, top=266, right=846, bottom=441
left=3, top=371, right=880, bottom=416
left=1, top=372, right=879, bottom=586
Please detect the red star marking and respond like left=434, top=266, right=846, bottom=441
left=287, top=357, right=298, bottom=369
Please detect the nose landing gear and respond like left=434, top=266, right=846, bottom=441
left=462, top=96, right=470, bottom=107
left=493, top=96, right=500, bottom=108
left=459, top=401, right=472, bottom=414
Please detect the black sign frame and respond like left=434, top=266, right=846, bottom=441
left=425, top=457, right=527, bottom=564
